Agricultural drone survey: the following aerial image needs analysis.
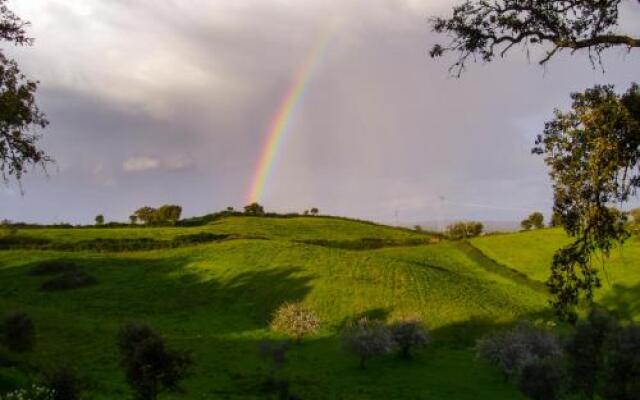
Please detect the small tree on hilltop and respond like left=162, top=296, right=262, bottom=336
left=94, top=214, right=104, bottom=226
left=390, top=319, right=430, bottom=359
left=270, top=302, right=320, bottom=344
left=1, top=312, right=35, bottom=353
left=116, top=322, right=192, bottom=400
left=129, top=215, right=138, bottom=225
left=134, top=207, right=157, bottom=225
left=446, top=221, right=483, bottom=239
left=529, top=212, right=544, bottom=229
left=521, top=218, right=533, bottom=231
left=244, top=202, right=265, bottom=215
left=155, top=205, right=182, bottom=225
left=342, top=318, right=394, bottom=369
left=310, top=208, right=319, bottom=216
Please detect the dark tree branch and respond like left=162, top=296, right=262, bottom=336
left=430, top=0, right=640, bottom=76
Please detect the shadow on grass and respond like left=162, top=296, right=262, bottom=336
left=1, top=254, right=315, bottom=335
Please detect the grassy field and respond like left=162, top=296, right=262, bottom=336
left=471, top=228, right=640, bottom=321
left=0, top=217, right=637, bottom=399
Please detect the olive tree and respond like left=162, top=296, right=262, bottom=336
left=342, top=318, right=394, bottom=369
left=270, top=302, right=320, bottom=343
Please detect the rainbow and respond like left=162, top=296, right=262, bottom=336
left=246, top=25, right=335, bottom=204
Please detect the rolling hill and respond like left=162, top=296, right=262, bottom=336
left=0, top=216, right=637, bottom=399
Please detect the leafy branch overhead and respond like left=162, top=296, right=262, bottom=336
left=430, top=0, right=640, bottom=76
left=0, top=0, right=50, bottom=184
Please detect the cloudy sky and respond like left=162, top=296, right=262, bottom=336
left=2, top=0, right=640, bottom=225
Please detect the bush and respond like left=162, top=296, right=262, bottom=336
left=342, top=318, right=394, bottom=369
left=565, top=308, right=619, bottom=398
left=1, top=313, right=35, bottom=353
left=40, top=271, right=98, bottom=292
left=270, top=302, right=320, bottom=343
left=476, top=322, right=561, bottom=380
left=390, top=319, right=430, bottom=358
left=45, top=366, right=85, bottom=400
left=116, top=323, right=192, bottom=400
left=602, top=323, right=640, bottom=400
left=518, top=357, right=565, bottom=400
left=446, top=221, right=483, bottom=239
left=1, top=385, right=54, bottom=400
left=244, top=202, right=265, bottom=215
left=29, top=261, right=79, bottom=276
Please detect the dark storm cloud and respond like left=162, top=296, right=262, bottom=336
left=2, top=0, right=639, bottom=224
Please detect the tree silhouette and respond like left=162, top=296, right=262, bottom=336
left=431, top=0, right=640, bottom=76
left=0, top=0, right=50, bottom=184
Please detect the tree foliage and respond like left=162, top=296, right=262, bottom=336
left=244, top=202, right=265, bottom=215
left=133, top=205, right=182, bottom=225
left=446, top=221, right=483, bottom=239
left=116, top=323, right=192, bottom=400
left=0, top=0, right=50, bottom=183
left=94, top=215, right=104, bottom=226
left=390, top=319, right=430, bottom=358
left=565, top=308, right=619, bottom=398
left=518, top=357, right=565, bottom=400
left=1, top=312, right=35, bottom=353
left=270, top=302, right=320, bottom=343
left=475, top=322, right=562, bottom=380
left=521, top=212, right=544, bottom=230
left=533, top=83, right=640, bottom=320
left=430, top=0, right=640, bottom=76
left=342, top=318, right=394, bottom=369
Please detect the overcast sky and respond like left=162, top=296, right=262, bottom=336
left=2, top=0, right=639, bottom=225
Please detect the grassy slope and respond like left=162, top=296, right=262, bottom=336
left=470, top=228, right=640, bottom=320
left=0, top=217, right=603, bottom=399
left=13, top=216, right=425, bottom=243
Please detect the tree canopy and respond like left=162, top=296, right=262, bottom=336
left=430, top=0, right=640, bottom=76
left=533, top=83, right=640, bottom=319
left=0, top=0, right=50, bottom=183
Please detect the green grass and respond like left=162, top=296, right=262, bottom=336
left=470, top=228, right=640, bottom=320
left=0, top=217, right=636, bottom=399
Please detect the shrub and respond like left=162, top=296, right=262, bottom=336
left=244, top=202, right=265, bottom=215
left=518, top=357, right=565, bottom=400
left=602, top=323, right=640, bottom=400
left=40, top=271, right=98, bottom=292
left=94, top=215, right=104, bottom=226
left=565, top=308, right=618, bottom=398
left=29, top=261, right=79, bottom=276
left=1, top=385, right=54, bottom=400
left=342, top=318, right=394, bottom=369
left=476, top=322, right=561, bottom=380
left=446, top=221, right=483, bottom=239
left=116, top=323, right=192, bottom=400
left=521, top=212, right=545, bottom=231
left=390, top=319, right=430, bottom=358
left=270, top=302, right=320, bottom=343
left=45, top=366, right=85, bottom=400
left=1, top=313, right=35, bottom=353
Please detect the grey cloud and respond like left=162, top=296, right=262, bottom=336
left=1, top=0, right=639, bottom=224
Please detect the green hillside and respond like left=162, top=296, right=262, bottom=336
left=470, top=228, right=640, bottom=321
left=0, top=217, right=637, bottom=399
